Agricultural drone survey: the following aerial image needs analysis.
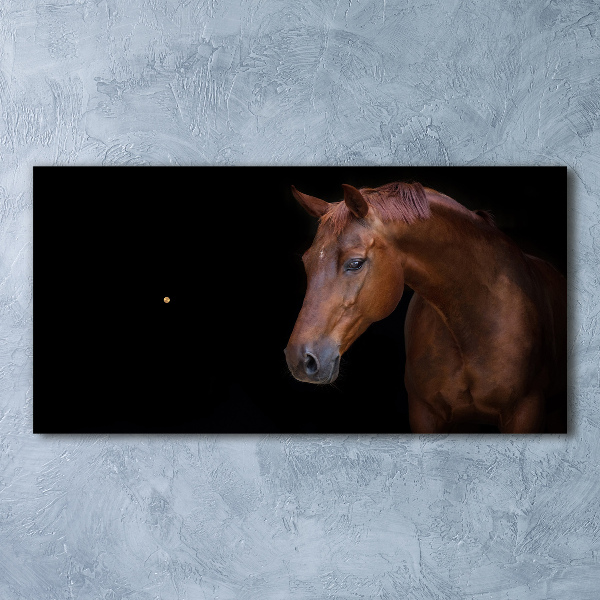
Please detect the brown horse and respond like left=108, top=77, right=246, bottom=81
left=284, top=181, right=566, bottom=433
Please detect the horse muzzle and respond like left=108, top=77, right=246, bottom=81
left=284, top=343, right=341, bottom=384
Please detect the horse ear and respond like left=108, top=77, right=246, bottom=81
left=291, top=185, right=329, bottom=218
left=342, top=184, right=368, bottom=218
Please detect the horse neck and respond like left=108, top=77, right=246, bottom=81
left=389, top=197, right=526, bottom=351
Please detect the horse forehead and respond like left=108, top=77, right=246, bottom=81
left=306, top=223, right=372, bottom=264
left=316, top=223, right=369, bottom=248
left=305, top=242, right=336, bottom=269
left=307, top=228, right=337, bottom=256
left=309, top=237, right=353, bottom=260
left=339, top=229, right=372, bottom=250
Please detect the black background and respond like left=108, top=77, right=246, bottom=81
left=34, top=166, right=566, bottom=433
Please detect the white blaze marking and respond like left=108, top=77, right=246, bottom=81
left=319, top=247, right=325, bottom=259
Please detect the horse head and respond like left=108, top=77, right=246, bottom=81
left=285, top=184, right=406, bottom=384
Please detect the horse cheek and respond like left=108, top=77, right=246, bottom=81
left=372, top=266, right=404, bottom=321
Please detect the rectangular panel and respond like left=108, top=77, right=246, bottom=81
left=33, top=166, right=566, bottom=433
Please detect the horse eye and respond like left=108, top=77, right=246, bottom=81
left=345, top=259, right=365, bottom=271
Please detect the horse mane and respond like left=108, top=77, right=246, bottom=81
left=320, top=181, right=430, bottom=235
left=474, top=209, right=496, bottom=226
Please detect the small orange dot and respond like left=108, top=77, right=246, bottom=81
left=164, top=297, right=170, bottom=303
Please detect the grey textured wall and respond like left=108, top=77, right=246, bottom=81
left=1, top=0, right=598, bottom=597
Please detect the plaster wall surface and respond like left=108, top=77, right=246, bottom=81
left=0, top=1, right=598, bottom=598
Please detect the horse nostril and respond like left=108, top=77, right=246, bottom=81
left=304, top=352, right=319, bottom=375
